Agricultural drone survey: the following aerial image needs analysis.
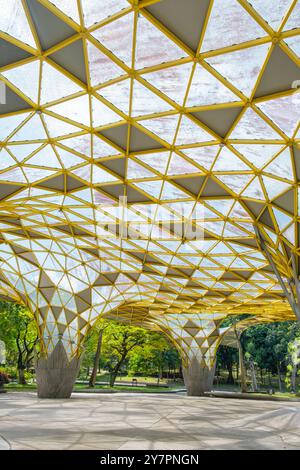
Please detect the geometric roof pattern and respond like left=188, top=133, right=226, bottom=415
left=154, top=313, right=231, bottom=368
left=0, top=0, right=299, bottom=357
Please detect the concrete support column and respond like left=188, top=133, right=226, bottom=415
left=36, top=341, right=82, bottom=398
left=182, top=357, right=216, bottom=396
left=154, top=313, right=229, bottom=397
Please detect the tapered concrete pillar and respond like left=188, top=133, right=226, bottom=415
left=183, top=357, right=216, bottom=396
left=36, top=341, right=82, bottom=398
left=154, top=313, right=230, bottom=396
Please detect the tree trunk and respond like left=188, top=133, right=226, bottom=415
left=277, top=362, right=282, bottom=392
left=239, top=348, right=247, bottom=393
left=234, top=329, right=247, bottom=393
left=18, top=367, right=27, bottom=385
left=109, top=371, right=118, bottom=387
left=268, top=371, right=273, bottom=394
left=16, top=337, right=27, bottom=385
left=109, top=355, right=126, bottom=388
left=260, top=368, right=264, bottom=387
left=89, top=329, right=103, bottom=388
left=226, top=362, right=234, bottom=385
left=157, top=367, right=162, bottom=385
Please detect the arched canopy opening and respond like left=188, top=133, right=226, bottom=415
left=0, top=0, right=299, bottom=397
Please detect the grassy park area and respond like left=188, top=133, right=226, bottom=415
left=3, top=370, right=300, bottom=400
left=1, top=300, right=300, bottom=399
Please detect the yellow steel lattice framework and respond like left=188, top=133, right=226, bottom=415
left=0, top=0, right=299, bottom=358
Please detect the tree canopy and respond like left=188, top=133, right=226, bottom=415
left=0, top=301, right=38, bottom=383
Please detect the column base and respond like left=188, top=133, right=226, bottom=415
left=36, top=342, right=81, bottom=398
left=183, top=357, right=216, bottom=396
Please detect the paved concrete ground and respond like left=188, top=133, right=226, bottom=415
left=1, top=392, right=300, bottom=450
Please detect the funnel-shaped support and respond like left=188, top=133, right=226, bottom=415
left=154, top=313, right=229, bottom=396
left=36, top=341, right=82, bottom=398
left=183, top=357, right=216, bottom=396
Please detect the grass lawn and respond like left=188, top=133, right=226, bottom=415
left=4, top=373, right=299, bottom=398
left=4, top=382, right=180, bottom=394
left=5, top=381, right=300, bottom=398
left=79, top=372, right=173, bottom=385
left=5, top=383, right=37, bottom=391
left=74, top=383, right=180, bottom=393
left=213, top=382, right=300, bottom=399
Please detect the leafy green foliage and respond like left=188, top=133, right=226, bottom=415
left=100, top=322, right=148, bottom=386
left=128, top=332, right=180, bottom=376
left=81, top=321, right=180, bottom=385
left=242, top=322, right=300, bottom=373
left=0, top=301, right=38, bottom=383
left=217, top=345, right=239, bottom=384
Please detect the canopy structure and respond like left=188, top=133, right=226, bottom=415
left=0, top=0, right=299, bottom=396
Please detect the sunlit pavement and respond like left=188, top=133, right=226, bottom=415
left=1, top=392, right=300, bottom=450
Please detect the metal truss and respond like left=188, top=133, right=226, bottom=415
left=0, top=0, right=299, bottom=358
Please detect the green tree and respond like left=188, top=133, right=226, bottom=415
left=221, top=315, right=249, bottom=392
left=88, top=320, right=108, bottom=387
left=217, top=345, right=238, bottom=384
left=102, top=322, right=148, bottom=387
left=129, top=332, right=180, bottom=381
left=243, top=322, right=300, bottom=391
left=0, top=301, right=38, bottom=384
left=286, top=338, right=300, bottom=392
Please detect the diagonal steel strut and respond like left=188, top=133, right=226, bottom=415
left=254, top=226, right=300, bottom=322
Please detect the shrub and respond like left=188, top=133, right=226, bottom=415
left=0, top=370, right=10, bottom=386
left=24, top=371, right=35, bottom=383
